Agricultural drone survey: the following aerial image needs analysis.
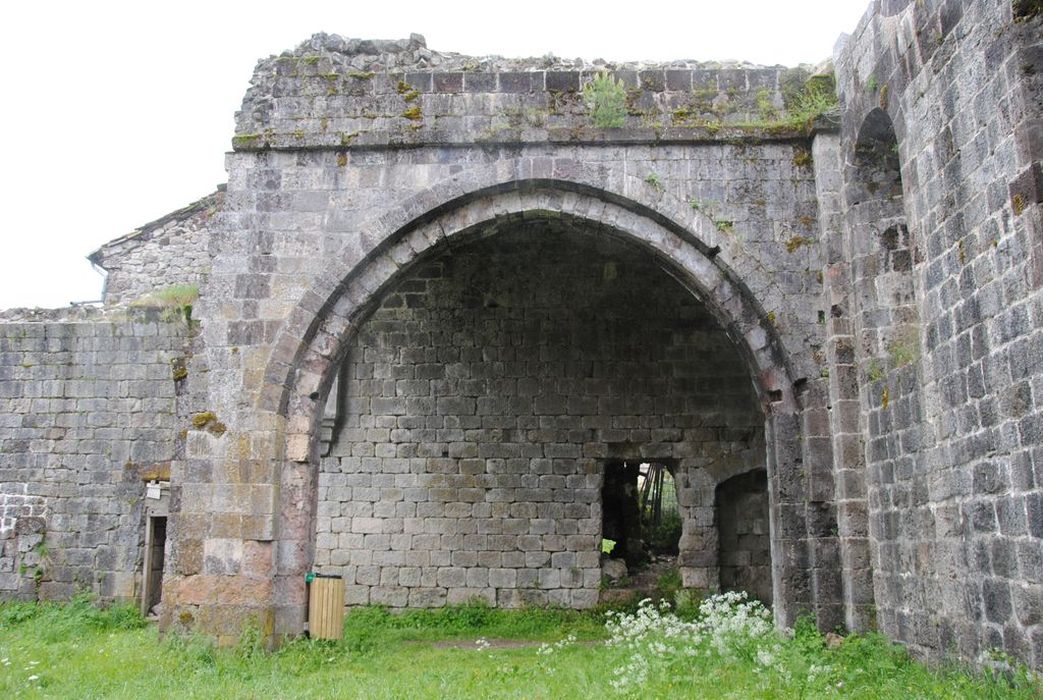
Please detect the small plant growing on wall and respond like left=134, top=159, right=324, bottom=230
left=887, top=326, right=920, bottom=368
left=132, top=284, right=199, bottom=323
left=583, top=72, right=627, bottom=128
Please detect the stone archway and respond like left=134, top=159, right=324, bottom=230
left=258, top=180, right=831, bottom=637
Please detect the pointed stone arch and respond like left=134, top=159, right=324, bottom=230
left=252, top=177, right=836, bottom=636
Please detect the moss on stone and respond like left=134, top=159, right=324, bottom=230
left=397, top=81, right=420, bottom=102
left=192, top=411, right=227, bottom=436
left=232, top=134, right=262, bottom=149
left=755, top=88, right=777, bottom=120
left=191, top=412, right=215, bottom=429
left=1012, top=192, right=1026, bottom=215
left=887, top=327, right=920, bottom=368
left=779, top=67, right=810, bottom=111
left=867, top=360, right=885, bottom=382
left=785, top=236, right=811, bottom=253
left=1013, top=0, right=1042, bottom=20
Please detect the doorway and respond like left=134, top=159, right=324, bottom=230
left=141, top=516, right=167, bottom=616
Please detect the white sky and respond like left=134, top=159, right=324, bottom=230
left=0, top=0, right=870, bottom=309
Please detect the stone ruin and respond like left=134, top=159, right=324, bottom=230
left=1, top=0, right=1041, bottom=669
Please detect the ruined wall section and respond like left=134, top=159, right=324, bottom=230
left=0, top=308, right=189, bottom=602
left=178, top=37, right=844, bottom=637
left=314, top=226, right=764, bottom=608
left=235, top=33, right=832, bottom=150
left=89, top=190, right=223, bottom=307
left=835, top=0, right=1043, bottom=667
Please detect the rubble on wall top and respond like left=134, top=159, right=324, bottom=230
left=269, top=32, right=802, bottom=74
left=0, top=305, right=111, bottom=323
left=0, top=305, right=186, bottom=323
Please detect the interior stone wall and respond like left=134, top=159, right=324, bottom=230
left=314, top=223, right=765, bottom=607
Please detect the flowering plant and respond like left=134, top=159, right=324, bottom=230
left=604, top=591, right=783, bottom=694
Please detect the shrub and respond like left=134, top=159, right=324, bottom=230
left=583, top=73, right=627, bottom=128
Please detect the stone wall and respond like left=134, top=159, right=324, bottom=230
left=314, top=224, right=764, bottom=607
left=0, top=0, right=1038, bottom=672
left=88, top=190, right=222, bottom=306
left=0, top=308, right=189, bottom=602
left=235, top=33, right=833, bottom=151
left=2, top=0, right=1025, bottom=674
left=834, top=0, right=1043, bottom=667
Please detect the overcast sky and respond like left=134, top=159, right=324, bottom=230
left=0, top=0, right=870, bottom=309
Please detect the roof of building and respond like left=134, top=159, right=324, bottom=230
left=87, top=187, right=225, bottom=270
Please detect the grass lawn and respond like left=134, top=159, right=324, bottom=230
left=0, top=595, right=1039, bottom=699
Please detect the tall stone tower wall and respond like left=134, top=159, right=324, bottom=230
left=832, top=0, right=1043, bottom=664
